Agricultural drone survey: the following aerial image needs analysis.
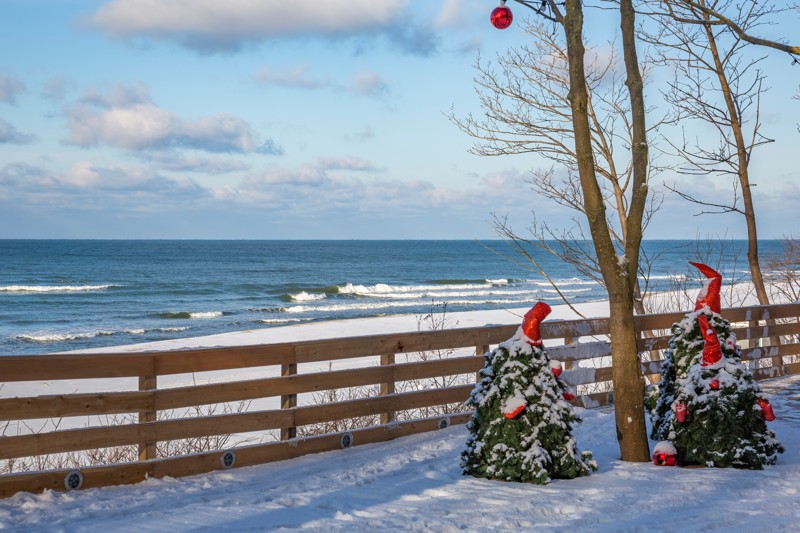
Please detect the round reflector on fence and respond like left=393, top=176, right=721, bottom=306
left=340, top=432, right=353, bottom=449
left=439, top=416, right=450, bottom=430
left=64, top=470, right=84, bottom=491
left=220, top=450, right=236, bottom=469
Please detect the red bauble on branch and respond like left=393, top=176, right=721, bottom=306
left=675, top=402, right=688, bottom=423
left=490, top=2, right=513, bottom=29
left=758, top=398, right=776, bottom=421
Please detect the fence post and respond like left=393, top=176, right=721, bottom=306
left=563, top=337, right=576, bottom=371
left=138, top=367, right=157, bottom=461
left=280, top=363, right=298, bottom=440
left=475, top=344, right=489, bottom=383
left=380, top=353, right=396, bottom=424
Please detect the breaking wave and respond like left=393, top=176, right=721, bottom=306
left=0, top=284, right=118, bottom=293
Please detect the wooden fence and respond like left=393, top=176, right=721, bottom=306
left=2, top=301, right=800, bottom=498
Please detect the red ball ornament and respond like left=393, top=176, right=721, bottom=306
left=562, top=391, right=575, bottom=401
left=550, top=360, right=563, bottom=378
left=490, top=3, right=513, bottom=30
left=653, top=452, right=677, bottom=466
left=653, top=441, right=677, bottom=466
left=710, top=379, right=720, bottom=390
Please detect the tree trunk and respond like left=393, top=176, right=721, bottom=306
left=563, top=0, right=650, bottom=461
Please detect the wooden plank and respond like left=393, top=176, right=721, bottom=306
left=153, top=356, right=481, bottom=411
left=0, top=409, right=293, bottom=460
left=547, top=340, right=612, bottom=363
left=633, top=302, right=800, bottom=333
left=0, top=462, right=153, bottom=499
left=0, top=354, right=155, bottom=382
left=0, top=385, right=473, bottom=460
left=0, top=414, right=473, bottom=498
left=154, top=344, right=296, bottom=375
left=0, top=391, right=151, bottom=421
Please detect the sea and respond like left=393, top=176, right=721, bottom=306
left=0, top=239, right=786, bottom=356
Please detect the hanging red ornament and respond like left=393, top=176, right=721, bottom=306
left=562, top=391, right=575, bottom=401
left=697, top=315, right=722, bottom=367
left=758, top=398, right=776, bottom=421
left=550, top=359, right=563, bottom=378
left=675, top=402, right=688, bottom=423
left=490, top=1, right=513, bottom=30
left=710, top=378, right=720, bottom=390
left=653, top=441, right=677, bottom=466
left=521, top=301, right=551, bottom=345
left=689, top=262, right=722, bottom=313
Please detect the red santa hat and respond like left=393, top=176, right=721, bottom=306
left=521, top=301, right=552, bottom=345
left=697, top=314, right=723, bottom=367
left=689, top=262, right=722, bottom=313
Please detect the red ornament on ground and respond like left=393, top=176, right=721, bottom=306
left=653, top=452, right=677, bottom=466
left=710, top=379, right=720, bottom=390
left=653, top=441, right=678, bottom=466
left=490, top=3, right=513, bottom=29
left=675, top=402, right=688, bottom=423
left=758, top=398, right=776, bottom=421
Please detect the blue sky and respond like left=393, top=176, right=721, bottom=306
left=0, top=0, right=798, bottom=240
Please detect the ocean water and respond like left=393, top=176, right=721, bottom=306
left=0, top=239, right=785, bottom=355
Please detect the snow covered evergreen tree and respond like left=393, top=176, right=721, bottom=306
left=649, top=262, right=783, bottom=468
left=462, top=302, right=596, bottom=483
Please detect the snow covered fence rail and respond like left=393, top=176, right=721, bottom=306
left=1, top=301, right=799, bottom=498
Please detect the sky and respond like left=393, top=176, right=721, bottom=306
left=0, top=0, right=798, bottom=240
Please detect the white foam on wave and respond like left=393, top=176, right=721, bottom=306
left=336, top=280, right=509, bottom=296
left=283, top=298, right=532, bottom=314
left=289, top=291, right=326, bottom=302
left=188, top=311, right=223, bottom=319
left=257, top=318, right=312, bottom=324
left=16, top=325, right=193, bottom=344
left=0, top=284, right=118, bottom=293
left=17, top=331, right=114, bottom=343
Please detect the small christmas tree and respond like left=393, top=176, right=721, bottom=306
left=462, top=302, right=596, bottom=483
left=649, top=262, right=783, bottom=468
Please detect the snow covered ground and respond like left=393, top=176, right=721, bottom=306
left=2, top=372, right=799, bottom=532
left=3, top=291, right=798, bottom=531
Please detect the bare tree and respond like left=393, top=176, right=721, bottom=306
left=451, top=19, right=664, bottom=316
left=642, top=0, right=780, bottom=307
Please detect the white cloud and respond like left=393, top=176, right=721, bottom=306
left=41, top=77, right=70, bottom=101
left=254, top=67, right=390, bottom=99
left=63, top=84, right=282, bottom=154
left=253, top=66, right=332, bottom=90
left=0, top=118, right=35, bottom=145
left=87, top=0, right=436, bottom=55
left=0, top=75, right=25, bottom=105
left=351, top=72, right=390, bottom=98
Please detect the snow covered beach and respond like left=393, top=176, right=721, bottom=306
left=3, top=296, right=800, bottom=531
left=2, top=375, right=799, bottom=532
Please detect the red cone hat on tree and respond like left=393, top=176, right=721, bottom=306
left=689, top=262, right=722, bottom=313
left=521, top=302, right=552, bottom=345
left=697, top=314, right=723, bottom=366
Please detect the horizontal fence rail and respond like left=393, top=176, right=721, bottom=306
left=2, top=301, right=799, bottom=498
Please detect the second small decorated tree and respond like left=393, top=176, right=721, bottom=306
left=462, top=302, right=596, bottom=483
left=650, top=262, right=783, bottom=468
